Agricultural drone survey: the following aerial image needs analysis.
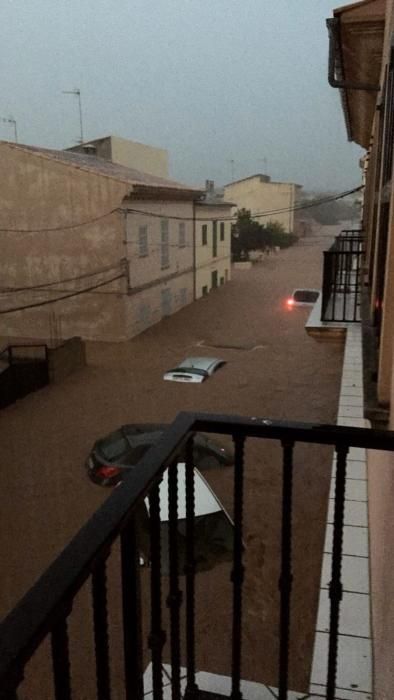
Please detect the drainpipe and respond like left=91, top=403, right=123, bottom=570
left=192, top=201, right=196, bottom=301
left=326, top=18, right=380, bottom=91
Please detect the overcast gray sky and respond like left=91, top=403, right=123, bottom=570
left=0, top=0, right=363, bottom=191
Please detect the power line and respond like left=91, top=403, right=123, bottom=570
left=0, top=207, right=119, bottom=233
left=124, top=186, right=362, bottom=222
left=0, top=274, right=124, bottom=315
left=0, top=262, right=122, bottom=294
left=0, top=186, right=361, bottom=233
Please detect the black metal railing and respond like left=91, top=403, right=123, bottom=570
left=321, top=230, right=364, bottom=322
left=1, top=412, right=393, bottom=700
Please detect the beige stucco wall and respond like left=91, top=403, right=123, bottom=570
left=0, top=143, right=129, bottom=341
left=125, top=270, right=194, bottom=338
left=124, top=199, right=195, bottom=336
left=109, top=136, right=169, bottom=178
left=194, top=204, right=232, bottom=299
left=224, top=177, right=300, bottom=233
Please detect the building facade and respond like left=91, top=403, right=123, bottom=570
left=67, top=135, right=169, bottom=179
left=194, top=182, right=233, bottom=299
left=223, top=174, right=302, bottom=234
left=0, top=141, right=201, bottom=342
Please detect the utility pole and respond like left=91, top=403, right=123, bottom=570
left=0, top=116, right=18, bottom=142
left=62, top=88, right=84, bottom=144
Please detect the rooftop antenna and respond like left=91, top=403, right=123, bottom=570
left=227, top=159, right=235, bottom=181
left=62, top=88, right=84, bottom=144
left=0, top=116, right=18, bottom=142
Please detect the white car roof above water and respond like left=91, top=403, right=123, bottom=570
left=145, top=463, right=225, bottom=520
left=163, top=356, right=225, bottom=383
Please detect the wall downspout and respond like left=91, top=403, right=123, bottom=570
left=326, top=18, right=380, bottom=91
left=192, top=201, right=196, bottom=300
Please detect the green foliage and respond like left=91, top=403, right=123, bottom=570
left=231, top=209, right=297, bottom=261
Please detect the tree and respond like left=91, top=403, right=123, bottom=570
left=231, top=209, right=269, bottom=260
left=231, top=210, right=297, bottom=260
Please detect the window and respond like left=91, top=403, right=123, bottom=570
left=138, top=225, right=148, bottom=257
left=202, top=285, right=208, bottom=296
left=138, top=302, right=150, bottom=326
left=211, top=270, right=218, bottom=289
left=179, top=287, right=187, bottom=305
left=161, top=288, right=172, bottom=316
left=161, top=219, right=170, bottom=269
left=220, top=222, right=225, bottom=241
left=179, top=222, right=186, bottom=248
left=212, top=221, right=217, bottom=257
left=202, top=224, right=208, bottom=246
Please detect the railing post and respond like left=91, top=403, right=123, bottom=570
left=121, top=516, right=144, bottom=700
left=326, top=445, right=348, bottom=700
left=278, top=440, right=294, bottom=700
left=92, top=554, right=112, bottom=700
left=51, top=613, right=72, bottom=700
left=185, top=436, right=199, bottom=700
left=231, top=433, right=246, bottom=700
left=167, top=461, right=182, bottom=700
left=0, top=670, right=24, bottom=700
left=149, top=484, right=165, bottom=700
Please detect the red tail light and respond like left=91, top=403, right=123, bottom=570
left=98, top=465, right=122, bottom=479
left=286, top=298, right=295, bottom=307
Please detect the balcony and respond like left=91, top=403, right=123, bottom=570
left=305, top=230, right=364, bottom=341
left=0, top=380, right=393, bottom=700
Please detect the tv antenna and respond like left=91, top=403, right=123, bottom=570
left=227, top=159, right=235, bottom=181
left=0, top=116, right=18, bottom=142
left=62, top=88, right=84, bottom=144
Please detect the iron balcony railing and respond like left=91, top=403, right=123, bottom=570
left=321, top=230, right=364, bottom=323
left=1, top=412, right=393, bottom=700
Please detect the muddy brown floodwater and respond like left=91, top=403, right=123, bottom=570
left=0, top=226, right=345, bottom=698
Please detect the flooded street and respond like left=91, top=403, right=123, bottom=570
left=0, top=227, right=344, bottom=696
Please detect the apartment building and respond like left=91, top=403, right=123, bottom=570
left=224, top=174, right=302, bottom=234
left=0, top=141, right=201, bottom=342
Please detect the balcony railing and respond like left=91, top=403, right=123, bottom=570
left=321, top=230, right=364, bottom=323
left=1, top=412, right=393, bottom=700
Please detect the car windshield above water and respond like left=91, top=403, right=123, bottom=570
left=287, top=288, right=320, bottom=307
left=163, top=356, right=225, bottom=383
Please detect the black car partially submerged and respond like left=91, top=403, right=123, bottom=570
left=86, top=423, right=233, bottom=486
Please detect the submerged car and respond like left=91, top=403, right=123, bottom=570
left=286, top=288, right=320, bottom=308
left=163, top=356, right=225, bottom=383
left=140, top=463, right=235, bottom=575
left=86, top=423, right=233, bottom=486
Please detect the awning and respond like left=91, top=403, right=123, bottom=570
left=328, top=0, right=385, bottom=148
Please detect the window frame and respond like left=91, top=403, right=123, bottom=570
left=161, top=219, right=170, bottom=269
left=138, top=225, right=148, bottom=257
left=178, top=222, right=186, bottom=248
